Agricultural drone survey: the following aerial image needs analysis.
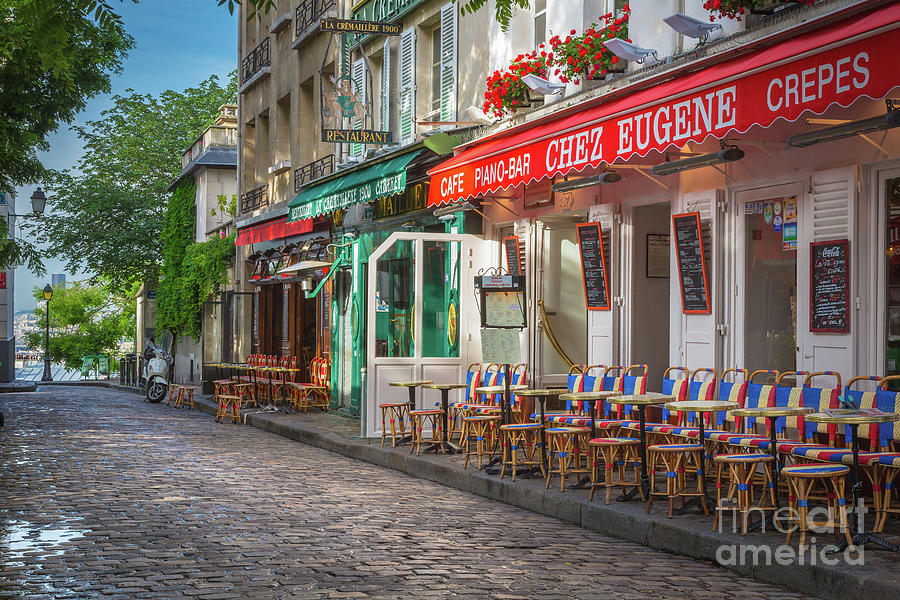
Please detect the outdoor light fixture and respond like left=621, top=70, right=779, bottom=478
left=663, top=13, right=722, bottom=43
left=41, top=284, right=53, bottom=382
left=433, top=200, right=476, bottom=220
left=29, top=187, right=47, bottom=215
left=787, top=109, right=900, bottom=148
left=603, top=38, right=658, bottom=64
left=466, top=106, right=497, bottom=125
left=300, top=277, right=314, bottom=292
left=651, top=146, right=745, bottom=176
left=521, top=74, right=565, bottom=96
left=551, top=171, right=622, bottom=192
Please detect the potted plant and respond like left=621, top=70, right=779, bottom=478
left=549, top=4, right=630, bottom=83
left=703, top=0, right=816, bottom=20
left=482, top=50, right=552, bottom=118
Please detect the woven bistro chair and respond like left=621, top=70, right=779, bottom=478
left=782, top=463, right=853, bottom=549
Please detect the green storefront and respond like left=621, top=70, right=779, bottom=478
left=287, top=146, right=478, bottom=419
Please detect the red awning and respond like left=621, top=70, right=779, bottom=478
left=428, top=4, right=900, bottom=206
left=235, top=216, right=313, bottom=246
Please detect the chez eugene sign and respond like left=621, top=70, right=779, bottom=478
left=429, top=25, right=898, bottom=205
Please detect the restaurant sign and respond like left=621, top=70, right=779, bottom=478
left=428, top=15, right=900, bottom=206
left=289, top=171, right=409, bottom=222
left=372, top=181, right=428, bottom=219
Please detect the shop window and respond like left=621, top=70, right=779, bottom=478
left=374, top=240, right=416, bottom=357
left=886, top=177, right=900, bottom=379
left=430, top=25, right=441, bottom=114
left=422, top=240, right=460, bottom=358
left=534, top=0, right=546, bottom=47
left=744, top=197, right=798, bottom=374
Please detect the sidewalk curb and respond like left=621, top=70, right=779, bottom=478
left=181, top=394, right=900, bottom=600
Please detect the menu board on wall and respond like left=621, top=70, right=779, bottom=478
left=810, top=239, right=850, bottom=333
left=504, top=236, right=523, bottom=275
left=576, top=222, right=610, bottom=311
left=672, top=212, right=711, bottom=314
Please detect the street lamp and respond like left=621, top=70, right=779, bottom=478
left=41, top=284, right=53, bottom=382
left=29, top=188, right=47, bottom=215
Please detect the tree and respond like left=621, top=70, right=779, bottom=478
left=0, top=1, right=133, bottom=192
left=26, top=281, right=135, bottom=370
left=27, top=74, right=238, bottom=294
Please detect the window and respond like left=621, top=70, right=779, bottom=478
left=431, top=25, right=441, bottom=113
left=534, top=0, right=546, bottom=47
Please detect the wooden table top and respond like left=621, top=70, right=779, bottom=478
left=606, top=393, right=673, bottom=406
left=474, top=384, right=529, bottom=394
left=805, top=410, right=900, bottom=425
left=514, top=388, right=569, bottom=397
left=730, top=406, right=813, bottom=418
left=388, top=380, right=434, bottom=387
left=665, top=400, right=739, bottom=413
left=423, top=383, right=468, bottom=390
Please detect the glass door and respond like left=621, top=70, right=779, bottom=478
left=885, top=175, right=900, bottom=379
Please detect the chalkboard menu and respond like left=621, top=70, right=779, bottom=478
left=504, top=236, right=523, bottom=275
left=672, top=212, right=711, bottom=314
left=576, top=223, right=610, bottom=311
left=810, top=239, right=850, bottom=333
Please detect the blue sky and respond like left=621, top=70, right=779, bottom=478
left=14, top=0, right=237, bottom=311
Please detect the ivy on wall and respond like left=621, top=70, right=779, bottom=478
left=156, top=179, right=235, bottom=341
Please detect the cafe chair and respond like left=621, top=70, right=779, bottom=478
left=660, top=367, right=690, bottom=423
left=739, top=370, right=779, bottom=434
left=589, top=436, right=641, bottom=504
left=409, top=408, right=445, bottom=455
left=499, top=423, right=545, bottom=481
left=782, top=463, right=853, bottom=548
left=545, top=426, right=592, bottom=492
left=647, top=442, right=708, bottom=518
left=462, top=414, right=501, bottom=469
left=801, top=371, right=842, bottom=446
left=216, top=394, right=242, bottom=424
left=379, top=402, right=409, bottom=447
left=713, top=453, right=776, bottom=535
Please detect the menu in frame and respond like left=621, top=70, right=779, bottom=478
left=504, top=235, right=523, bottom=275
left=576, top=222, right=610, bottom=311
left=672, top=212, right=711, bottom=314
left=810, top=238, right=850, bottom=333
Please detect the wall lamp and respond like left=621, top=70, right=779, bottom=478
left=651, top=146, right=745, bottom=176
left=787, top=107, right=900, bottom=148
left=663, top=13, right=722, bottom=44
left=551, top=171, right=621, bottom=192
left=603, top=38, right=658, bottom=64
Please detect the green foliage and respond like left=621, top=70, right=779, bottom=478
left=459, top=0, right=530, bottom=31
left=26, top=281, right=134, bottom=370
left=0, top=225, right=46, bottom=276
left=219, top=0, right=277, bottom=21
left=0, top=1, right=133, bottom=192
left=155, top=180, right=197, bottom=339
left=210, top=194, right=237, bottom=219
left=27, top=73, right=238, bottom=294
left=180, top=233, right=237, bottom=340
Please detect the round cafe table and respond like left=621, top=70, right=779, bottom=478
left=559, top=391, right=624, bottom=440
left=514, top=388, right=570, bottom=468
left=422, top=383, right=468, bottom=454
left=664, top=400, right=739, bottom=514
left=474, top=384, right=529, bottom=425
left=388, top=380, right=434, bottom=445
left=730, top=405, right=814, bottom=507
left=607, top=394, right=672, bottom=500
left=805, top=410, right=900, bottom=552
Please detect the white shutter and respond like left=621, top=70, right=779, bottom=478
left=398, top=27, right=416, bottom=145
left=439, top=2, right=457, bottom=122
left=350, top=57, right=367, bottom=157
left=678, top=189, right=723, bottom=373
left=798, top=166, right=856, bottom=380
left=380, top=37, right=391, bottom=133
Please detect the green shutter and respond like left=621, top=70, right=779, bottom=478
left=439, top=2, right=457, bottom=122
left=398, top=27, right=416, bottom=145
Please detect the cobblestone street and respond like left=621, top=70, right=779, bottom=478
left=0, top=386, right=817, bottom=599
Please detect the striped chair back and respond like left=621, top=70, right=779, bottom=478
left=844, top=376, right=880, bottom=448
left=742, top=370, right=778, bottom=432
left=603, top=366, right=626, bottom=417
left=510, top=363, right=527, bottom=410
left=583, top=364, right=608, bottom=393
left=564, top=365, right=585, bottom=412
left=719, top=369, right=749, bottom=430
left=616, top=364, right=647, bottom=416
left=661, top=367, right=689, bottom=421
left=773, top=371, right=809, bottom=437
left=871, top=375, right=900, bottom=451
left=689, top=368, right=717, bottom=426
left=802, top=371, right=842, bottom=444
left=464, top=363, right=481, bottom=404
left=480, top=364, right=501, bottom=403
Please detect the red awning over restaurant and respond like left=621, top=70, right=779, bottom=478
left=428, top=4, right=900, bottom=206
left=235, top=216, right=313, bottom=246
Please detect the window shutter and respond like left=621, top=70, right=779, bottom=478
left=398, top=27, right=416, bottom=145
left=381, top=37, right=391, bottom=133
left=439, top=3, right=457, bottom=122
left=810, top=168, right=853, bottom=241
left=350, top=57, right=367, bottom=157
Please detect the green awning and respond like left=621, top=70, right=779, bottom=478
left=288, top=150, right=420, bottom=223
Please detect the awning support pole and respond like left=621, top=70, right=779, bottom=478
left=306, top=256, right=346, bottom=299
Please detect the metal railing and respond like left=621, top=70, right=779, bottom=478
left=293, top=155, right=334, bottom=193
left=240, top=185, right=269, bottom=213
left=295, top=0, right=335, bottom=37
left=241, top=37, right=270, bottom=85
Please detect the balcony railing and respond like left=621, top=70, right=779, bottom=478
left=296, top=0, right=335, bottom=37
left=240, top=185, right=269, bottom=214
left=293, top=155, right=334, bottom=193
left=241, top=37, right=270, bottom=85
